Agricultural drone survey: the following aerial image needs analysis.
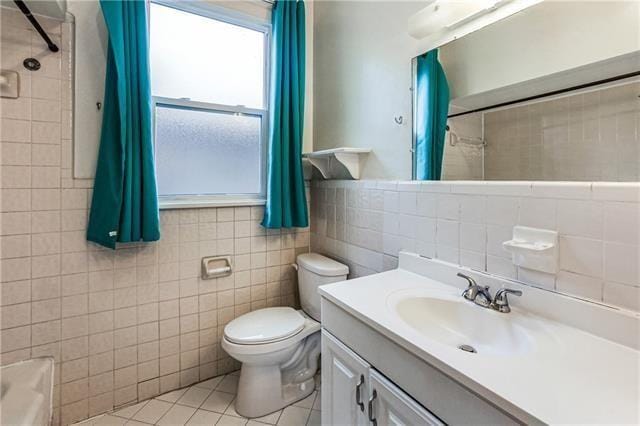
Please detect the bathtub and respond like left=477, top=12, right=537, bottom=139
left=1, top=357, right=54, bottom=426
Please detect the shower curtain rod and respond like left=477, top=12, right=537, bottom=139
left=448, top=70, right=640, bottom=119
left=13, top=0, right=59, bottom=52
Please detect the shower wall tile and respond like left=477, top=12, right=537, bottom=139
left=480, top=83, right=640, bottom=181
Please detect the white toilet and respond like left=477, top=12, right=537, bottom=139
left=222, top=253, right=349, bottom=418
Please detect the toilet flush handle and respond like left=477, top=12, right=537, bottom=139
left=291, top=263, right=299, bottom=271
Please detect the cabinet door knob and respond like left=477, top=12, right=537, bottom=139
left=368, top=389, right=378, bottom=426
left=355, top=374, right=365, bottom=412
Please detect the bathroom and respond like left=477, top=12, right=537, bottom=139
left=0, top=0, right=638, bottom=425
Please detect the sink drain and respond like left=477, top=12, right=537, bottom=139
left=458, top=344, right=477, bottom=353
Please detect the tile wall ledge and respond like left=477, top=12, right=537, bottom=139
left=311, top=180, right=640, bottom=202
left=158, top=198, right=266, bottom=210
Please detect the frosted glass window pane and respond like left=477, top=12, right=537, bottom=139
left=150, top=3, right=265, bottom=109
left=155, top=105, right=263, bottom=196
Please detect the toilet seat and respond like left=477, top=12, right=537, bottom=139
left=224, top=307, right=306, bottom=345
left=222, top=312, right=320, bottom=357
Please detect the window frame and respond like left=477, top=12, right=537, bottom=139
left=149, top=0, right=271, bottom=209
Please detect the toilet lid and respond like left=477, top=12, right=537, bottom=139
left=224, top=307, right=305, bottom=345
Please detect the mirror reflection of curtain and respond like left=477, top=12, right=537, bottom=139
left=415, top=50, right=450, bottom=180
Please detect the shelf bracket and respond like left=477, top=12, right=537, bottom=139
left=302, top=148, right=371, bottom=180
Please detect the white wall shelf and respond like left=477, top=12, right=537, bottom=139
left=303, top=148, right=371, bottom=180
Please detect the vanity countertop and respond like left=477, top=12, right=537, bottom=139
left=319, top=262, right=640, bottom=425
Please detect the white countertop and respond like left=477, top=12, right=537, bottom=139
left=319, top=267, right=640, bottom=424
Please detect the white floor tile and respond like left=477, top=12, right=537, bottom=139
left=217, top=415, right=248, bottom=426
left=77, top=414, right=128, bottom=426
left=292, top=392, right=316, bottom=409
left=73, top=371, right=323, bottom=426
left=177, top=386, right=214, bottom=408
left=216, top=375, right=239, bottom=394
left=224, top=400, right=242, bottom=417
left=252, top=410, right=282, bottom=425
left=157, top=404, right=198, bottom=426
left=312, top=393, right=321, bottom=411
left=194, top=376, right=224, bottom=390
left=132, top=400, right=173, bottom=424
left=93, top=415, right=127, bottom=426
left=276, top=406, right=311, bottom=426
left=113, top=401, right=149, bottom=419
left=156, top=388, right=188, bottom=403
left=201, top=390, right=235, bottom=413
left=306, top=410, right=320, bottom=426
left=186, top=409, right=222, bottom=425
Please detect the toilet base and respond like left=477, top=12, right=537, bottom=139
left=234, top=332, right=321, bottom=418
left=235, top=366, right=316, bottom=418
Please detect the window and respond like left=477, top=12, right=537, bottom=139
left=149, top=1, right=269, bottom=205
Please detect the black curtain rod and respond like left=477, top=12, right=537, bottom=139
left=13, top=0, right=59, bottom=52
left=448, top=70, right=640, bottom=119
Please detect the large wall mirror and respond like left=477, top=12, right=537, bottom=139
left=411, top=1, right=640, bottom=182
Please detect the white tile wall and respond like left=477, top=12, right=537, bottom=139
left=442, top=112, right=484, bottom=180
left=0, top=9, right=309, bottom=426
left=445, top=83, right=640, bottom=182
left=480, top=83, right=640, bottom=181
left=311, top=180, right=640, bottom=313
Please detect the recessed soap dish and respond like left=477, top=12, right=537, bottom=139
left=502, top=240, right=554, bottom=253
left=503, top=226, right=558, bottom=274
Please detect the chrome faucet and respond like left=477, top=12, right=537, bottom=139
left=490, top=288, right=523, bottom=313
left=458, top=273, right=479, bottom=301
left=457, top=273, right=522, bottom=313
left=458, top=273, right=492, bottom=307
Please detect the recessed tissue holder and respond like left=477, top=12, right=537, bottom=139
left=503, top=226, right=558, bottom=274
left=201, top=256, right=232, bottom=280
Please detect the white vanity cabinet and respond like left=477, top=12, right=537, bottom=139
left=322, top=330, right=443, bottom=426
left=321, top=330, right=370, bottom=426
left=369, top=370, right=443, bottom=426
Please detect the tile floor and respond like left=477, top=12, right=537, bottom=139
left=74, top=372, right=321, bottom=426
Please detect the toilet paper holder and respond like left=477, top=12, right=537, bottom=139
left=201, top=256, right=232, bottom=279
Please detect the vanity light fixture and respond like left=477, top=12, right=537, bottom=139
left=408, top=0, right=542, bottom=50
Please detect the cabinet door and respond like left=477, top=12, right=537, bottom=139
left=322, top=330, right=370, bottom=426
left=369, top=370, right=444, bottom=426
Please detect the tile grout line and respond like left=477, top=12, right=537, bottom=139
left=76, top=372, right=320, bottom=426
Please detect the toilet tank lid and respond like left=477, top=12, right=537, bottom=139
left=297, top=253, right=349, bottom=277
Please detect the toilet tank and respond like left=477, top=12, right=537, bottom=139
left=296, top=253, right=349, bottom=321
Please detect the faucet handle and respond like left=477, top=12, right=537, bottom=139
left=457, top=273, right=478, bottom=300
left=491, top=288, right=522, bottom=313
left=474, top=285, right=493, bottom=307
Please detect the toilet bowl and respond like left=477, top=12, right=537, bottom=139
left=222, top=253, right=349, bottom=418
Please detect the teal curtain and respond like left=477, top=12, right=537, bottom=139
left=87, top=0, right=160, bottom=249
left=262, top=0, right=308, bottom=229
left=415, top=49, right=450, bottom=180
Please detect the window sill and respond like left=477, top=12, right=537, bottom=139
left=159, top=197, right=266, bottom=210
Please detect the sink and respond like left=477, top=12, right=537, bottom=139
left=388, top=290, right=544, bottom=356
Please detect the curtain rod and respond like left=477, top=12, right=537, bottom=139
left=448, top=70, right=640, bottom=119
left=13, top=0, right=59, bottom=52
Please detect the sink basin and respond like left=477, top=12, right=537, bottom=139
left=389, top=290, right=543, bottom=356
